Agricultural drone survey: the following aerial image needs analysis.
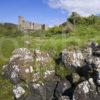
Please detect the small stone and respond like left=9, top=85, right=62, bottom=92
left=13, top=85, right=25, bottom=99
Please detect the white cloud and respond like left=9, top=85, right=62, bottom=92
left=48, top=0, right=100, bottom=16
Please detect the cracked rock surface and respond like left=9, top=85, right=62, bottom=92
left=2, top=42, right=100, bottom=100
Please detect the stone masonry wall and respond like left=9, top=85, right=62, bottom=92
left=18, top=16, right=48, bottom=31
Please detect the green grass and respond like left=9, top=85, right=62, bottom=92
left=0, top=24, right=100, bottom=99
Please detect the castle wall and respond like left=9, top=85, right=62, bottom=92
left=33, top=23, right=42, bottom=30
left=18, top=16, right=49, bottom=31
left=30, top=22, right=34, bottom=29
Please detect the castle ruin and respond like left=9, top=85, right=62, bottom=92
left=18, top=16, right=48, bottom=31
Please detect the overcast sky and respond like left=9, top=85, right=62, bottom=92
left=0, top=0, right=100, bottom=26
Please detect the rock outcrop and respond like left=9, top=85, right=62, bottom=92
left=2, top=48, right=55, bottom=100
left=73, top=78, right=100, bottom=100
left=2, top=42, right=100, bottom=100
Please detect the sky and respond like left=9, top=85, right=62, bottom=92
left=0, top=0, right=67, bottom=26
left=0, top=0, right=100, bottom=26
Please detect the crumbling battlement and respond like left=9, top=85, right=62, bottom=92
left=18, top=16, right=48, bottom=31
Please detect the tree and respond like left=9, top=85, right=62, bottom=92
left=87, top=15, right=96, bottom=24
left=68, top=12, right=80, bottom=27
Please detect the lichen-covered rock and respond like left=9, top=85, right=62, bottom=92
left=13, top=74, right=59, bottom=100
left=13, top=84, right=26, bottom=99
left=44, top=70, right=55, bottom=79
left=10, top=48, right=33, bottom=62
left=44, top=75, right=59, bottom=100
left=3, top=48, right=54, bottom=83
left=3, top=48, right=34, bottom=83
left=55, top=78, right=71, bottom=99
left=56, top=42, right=100, bottom=84
left=96, top=71, right=100, bottom=85
left=55, top=42, right=100, bottom=100
left=87, top=47, right=100, bottom=85
left=34, top=49, right=52, bottom=66
left=56, top=42, right=98, bottom=68
left=72, top=73, right=80, bottom=83
left=58, top=96, right=70, bottom=100
left=2, top=42, right=100, bottom=100
left=73, top=78, right=100, bottom=100
left=32, top=72, right=40, bottom=82
left=56, top=49, right=85, bottom=68
left=2, top=48, right=55, bottom=100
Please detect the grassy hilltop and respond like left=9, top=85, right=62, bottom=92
left=0, top=12, right=100, bottom=100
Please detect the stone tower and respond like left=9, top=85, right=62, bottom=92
left=18, top=16, right=25, bottom=29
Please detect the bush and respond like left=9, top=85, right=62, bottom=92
left=0, top=23, right=22, bottom=37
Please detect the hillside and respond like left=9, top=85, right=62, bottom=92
left=0, top=13, right=100, bottom=100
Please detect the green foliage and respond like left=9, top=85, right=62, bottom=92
left=45, top=26, right=63, bottom=36
left=68, top=12, right=100, bottom=26
left=68, top=12, right=81, bottom=25
left=0, top=23, right=23, bottom=37
left=55, top=66, right=73, bottom=78
left=0, top=79, right=13, bottom=100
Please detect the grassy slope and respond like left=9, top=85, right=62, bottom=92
left=0, top=24, right=100, bottom=100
